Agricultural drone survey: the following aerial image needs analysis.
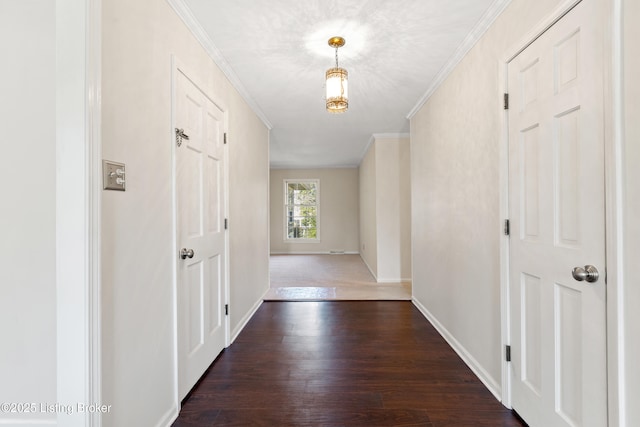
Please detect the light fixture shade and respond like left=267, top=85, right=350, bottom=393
left=325, top=67, right=348, bottom=113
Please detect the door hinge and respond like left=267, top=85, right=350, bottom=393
left=225, top=304, right=229, bottom=316
left=224, top=133, right=227, bottom=144
left=224, top=218, right=228, bottom=230
left=504, top=219, right=510, bottom=236
left=503, top=93, right=509, bottom=110
left=505, top=345, right=511, bottom=362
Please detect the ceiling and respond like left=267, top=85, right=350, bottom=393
left=178, top=0, right=503, bottom=169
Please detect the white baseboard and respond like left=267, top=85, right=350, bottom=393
left=270, top=251, right=359, bottom=255
left=158, top=405, right=179, bottom=427
left=359, top=254, right=377, bottom=279
left=230, top=294, right=264, bottom=344
left=358, top=255, right=412, bottom=284
left=376, top=277, right=413, bottom=284
left=412, top=296, right=502, bottom=401
left=0, top=419, right=56, bottom=426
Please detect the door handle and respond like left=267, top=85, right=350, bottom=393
left=572, top=265, right=599, bottom=283
left=180, top=248, right=194, bottom=260
left=175, top=128, right=190, bottom=147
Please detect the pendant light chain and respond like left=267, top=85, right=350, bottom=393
left=335, top=46, right=339, bottom=69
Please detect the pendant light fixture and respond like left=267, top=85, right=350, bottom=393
left=325, top=36, right=348, bottom=114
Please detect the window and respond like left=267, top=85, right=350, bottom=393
left=284, top=180, right=319, bottom=241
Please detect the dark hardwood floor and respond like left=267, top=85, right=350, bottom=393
left=173, top=301, right=527, bottom=426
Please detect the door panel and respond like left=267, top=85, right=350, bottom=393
left=508, top=1, right=607, bottom=426
left=187, top=261, right=204, bottom=354
left=555, top=108, right=581, bottom=246
left=208, top=254, right=221, bottom=332
left=556, top=283, right=582, bottom=425
left=176, top=70, right=227, bottom=400
left=521, top=124, right=541, bottom=240
left=184, top=144, right=203, bottom=237
left=522, top=273, right=542, bottom=395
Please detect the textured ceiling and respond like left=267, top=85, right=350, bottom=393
left=180, top=0, right=500, bottom=168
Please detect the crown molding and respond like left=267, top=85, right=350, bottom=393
left=359, top=134, right=376, bottom=161
left=406, top=0, right=513, bottom=119
left=372, top=132, right=411, bottom=140
left=358, top=132, right=411, bottom=163
left=166, top=0, right=273, bottom=130
left=270, top=163, right=360, bottom=170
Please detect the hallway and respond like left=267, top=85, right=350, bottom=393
left=6, top=1, right=638, bottom=425
left=172, top=301, right=526, bottom=426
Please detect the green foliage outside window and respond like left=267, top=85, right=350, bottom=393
left=286, top=181, right=318, bottom=240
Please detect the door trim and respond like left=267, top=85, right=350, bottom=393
left=604, top=0, right=625, bottom=425
left=498, top=1, right=624, bottom=425
left=171, top=55, right=231, bottom=409
left=56, top=0, right=102, bottom=425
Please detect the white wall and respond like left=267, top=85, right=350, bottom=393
left=270, top=168, right=359, bottom=254
left=0, top=2, right=57, bottom=424
left=622, top=0, right=640, bottom=424
left=228, top=100, right=270, bottom=340
left=101, top=0, right=269, bottom=425
left=359, top=146, right=378, bottom=274
left=359, top=137, right=411, bottom=282
left=410, top=0, right=568, bottom=396
left=375, top=137, right=411, bottom=281
left=399, top=139, right=412, bottom=280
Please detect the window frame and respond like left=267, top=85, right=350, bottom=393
left=283, top=179, right=320, bottom=243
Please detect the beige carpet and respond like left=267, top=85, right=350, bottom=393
left=265, top=254, right=411, bottom=301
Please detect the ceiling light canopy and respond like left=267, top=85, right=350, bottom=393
left=325, top=36, right=348, bottom=114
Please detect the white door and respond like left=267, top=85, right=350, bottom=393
left=175, top=69, right=227, bottom=400
left=508, top=1, right=607, bottom=426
